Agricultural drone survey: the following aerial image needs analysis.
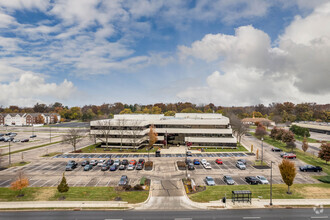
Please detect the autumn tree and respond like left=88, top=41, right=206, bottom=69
left=120, top=108, right=133, bottom=114
left=57, top=173, right=69, bottom=193
left=10, top=171, right=29, bottom=196
left=282, top=130, right=295, bottom=152
left=53, top=115, right=58, bottom=123
left=318, top=142, right=330, bottom=163
left=164, top=111, right=175, bottom=116
left=255, top=124, right=268, bottom=138
left=148, top=125, right=158, bottom=160
left=301, top=136, right=309, bottom=154
left=279, top=159, right=296, bottom=194
left=36, top=114, right=45, bottom=124
left=62, top=128, right=83, bottom=152
left=151, top=106, right=162, bottom=114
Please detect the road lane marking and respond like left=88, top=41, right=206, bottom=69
left=311, top=217, right=328, bottom=219
left=243, top=217, right=261, bottom=219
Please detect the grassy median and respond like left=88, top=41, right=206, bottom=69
left=80, top=143, right=159, bottom=153
left=188, top=183, right=330, bottom=202
left=0, top=187, right=148, bottom=203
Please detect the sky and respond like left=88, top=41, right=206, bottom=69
left=0, top=0, right=330, bottom=107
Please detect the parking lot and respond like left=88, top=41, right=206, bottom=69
left=0, top=152, right=320, bottom=188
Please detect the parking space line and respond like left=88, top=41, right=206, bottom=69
left=0, top=179, right=12, bottom=187
left=106, top=178, right=111, bottom=187
left=84, top=179, right=92, bottom=187
left=73, top=178, right=83, bottom=187
left=30, top=179, right=42, bottom=187
left=40, top=178, right=54, bottom=187
left=94, top=178, right=102, bottom=187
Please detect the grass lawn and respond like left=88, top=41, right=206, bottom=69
left=2, top=140, right=62, bottom=156
left=0, top=187, right=148, bottom=203
left=41, top=152, right=61, bottom=157
left=80, top=143, right=159, bottom=153
left=294, top=135, right=319, bottom=143
left=7, top=161, right=30, bottom=168
left=188, top=183, right=330, bottom=202
left=192, top=144, right=248, bottom=152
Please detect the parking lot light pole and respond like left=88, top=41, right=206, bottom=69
left=185, top=143, right=188, bottom=179
left=8, top=141, right=11, bottom=166
left=270, top=161, right=274, bottom=206
left=261, top=137, right=264, bottom=165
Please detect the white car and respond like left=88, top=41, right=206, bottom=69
left=98, top=160, right=105, bottom=167
left=114, top=159, right=120, bottom=166
left=127, top=164, right=135, bottom=170
left=13, top=139, right=20, bottom=143
left=236, top=161, right=246, bottom=170
left=203, top=162, right=212, bottom=169
left=256, top=176, right=269, bottom=184
left=201, top=159, right=207, bottom=164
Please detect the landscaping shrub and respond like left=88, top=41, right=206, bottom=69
left=57, top=173, right=69, bottom=193
left=177, top=161, right=186, bottom=168
left=133, top=184, right=144, bottom=191
left=317, top=175, right=330, bottom=183
left=290, top=125, right=310, bottom=137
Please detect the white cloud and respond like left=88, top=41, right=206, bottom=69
left=0, top=72, right=76, bottom=106
left=177, top=2, right=330, bottom=105
left=0, top=0, right=50, bottom=12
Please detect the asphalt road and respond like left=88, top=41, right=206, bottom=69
left=0, top=209, right=328, bottom=220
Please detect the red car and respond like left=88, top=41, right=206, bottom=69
left=215, top=159, right=223, bottom=164
left=282, top=153, right=296, bottom=159
left=129, top=160, right=137, bottom=165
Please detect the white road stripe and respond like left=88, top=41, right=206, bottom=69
left=40, top=178, right=53, bottom=187
left=95, top=178, right=102, bottom=187
left=243, top=217, right=261, bottom=219
left=311, top=217, right=329, bottom=219
left=29, top=179, right=42, bottom=187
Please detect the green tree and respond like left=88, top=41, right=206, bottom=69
left=164, top=111, right=176, bottom=116
left=119, top=108, right=133, bottom=114
left=82, top=109, right=96, bottom=121
left=318, top=142, right=330, bottom=164
left=151, top=106, right=162, bottom=114
left=57, top=173, right=69, bottom=193
left=279, top=159, right=296, bottom=194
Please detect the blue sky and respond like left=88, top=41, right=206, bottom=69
left=0, top=0, right=330, bottom=107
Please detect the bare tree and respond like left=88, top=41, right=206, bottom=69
left=130, top=120, right=141, bottom=151
left=88, top=130, right=97, bottom=145
left=96, top=120, right=113, bottom=150
left=63, top=128, right=83, bottom=152
left=229, top=113, right=248, bottom=145
left=117, top=118, right=127, bottom=151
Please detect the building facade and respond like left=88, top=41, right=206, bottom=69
left=90, top=113, right=237, bottom=149
left=0, top=113, right=60, bottom=126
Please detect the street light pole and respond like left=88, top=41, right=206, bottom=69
left=270, top=161, right=274, bottom=206
left=8, top=141, right=11, bottom=166
left=185, top=143, right=188, bottom=179
left=261, top=137, right=264, bottom=164
left=50, top=126, right=52, bottom=143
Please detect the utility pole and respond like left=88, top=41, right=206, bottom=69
left=50, top=126, right=52, bottom=143
left=8, top=141, right=11, bottom=166
left=270, top=161, right=274, bottom=206
left=261, top=137, right=264, bottom=165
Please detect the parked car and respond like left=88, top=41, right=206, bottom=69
left=118, top=165, right=126, bottom=170
left=110, top=164, right=117, bottom=171
left=223, top=175, right=235, bottom=185
left=236, top=161, right=246, bottom=170
left=98, top=160, right=105, bottom=166
left=9, top=133, right=17, bottom=137
left=106, top=159, right=114, bottom=165
left=256, top=176, right=269, bottom=184
left=90, top=160, right=98, bottom=166
left=188, top=163, right=195, bottom=170
left=127, top=164, right=135, bottom=170
left=136, top=163, right=143, bottom=170
left=299, top=165, right=323, bottom=172
left=21, top=139, right=29, bottom=142
left=138, top=159, right=145, bottom=164
left=118, top=175, right=128, bottom=186
left=81, top=160, right=89, bottom=166
left=203, top=162, right=212, bottom=169
left=83, top=164, right=93, bottom=171
left=186, top=151, right=192, bottom=157
left=215, top=159, right=223, bottom=164
left=201, top=159, right=207, bottom=164
left=0, top=133, right=4, bottom=136
left=0, top=137, right=4, bottom=141
left=101, top=164, right=110, bottom=171
left=272, top=147, right=283, bottom=152
left=122, top=159, right=129, bottom=165
left=205, top=176, right=216, bottom=186
left=155, top=150, right=161, bottom=157
left=65, top=163, right=76, bottom=171
left=30, top=135, right=37, bottom=138
left=13, top=139, right=20, bottom=143
left=245, top=176, right=259, bottom=185
left=113, top=159, right=121, bottom=166
left=193, top=159, right=200, bottom=165
left=185, top=158, right=192, bottom=164
left=129, top=160, right=137, bottom=165
left=237, top=159, right=247, bottom=165
left=282, top=153, right=296, bottom=159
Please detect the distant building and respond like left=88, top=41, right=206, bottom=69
left=0, top=113, right=60, bottom=126
left=241, top=117, right=274, bottom=126
left=90, top=113, right=237, bottom=149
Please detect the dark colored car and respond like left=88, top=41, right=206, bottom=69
left=193, top=159, right=200, bottom=165
left=67, top=160, right=78, bottom=167
left=138, top=159, right=145, bottom=165
left=21, top=138, right=29, bottom=142
left=106, top=159, right=114, bottom=165
left=299, top=165, right=322, bottom=172
left=136, top=163, right=143, bottom=170
left=118, top=165, right=126, bottom=170
left=186, top=151, right=192, bottom=157
left=188, top=163, right=195, bottom=170
left=122, top=159, right=129, bottom=165
left=81, top=160, right=90, bottom=166
left=223, top=175, right=235, bottom=185
left=101, top=164, right=110, bottom=171
left=155, top=150, right=161, bottom=157
left=0, top=137, right=5, bottom=141
left=245, top=176, right=259, bottom=185
left=272, top=147, right=283, bottom=152
left=185, top=158, right=192, bottom=164
left=84, top=164, right=93, bottom=171
left=30, top=135, right=37, bottom=138
left=237, top=159, right=247, bottom=165
left=65, top=164, right=76, bottom=171
left=118, top=175, right=128, bottom=186
left=109, top=165, right=117, bottom=171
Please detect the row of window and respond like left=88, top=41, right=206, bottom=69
left=91, top=124, right=229, bottom=130
left=96, top=133, right=233, bottom=139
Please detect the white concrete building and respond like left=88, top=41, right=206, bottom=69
left=90, top=113, right=237, bottom=149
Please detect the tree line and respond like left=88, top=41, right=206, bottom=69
left=1, top=101, right=329, bottom=122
